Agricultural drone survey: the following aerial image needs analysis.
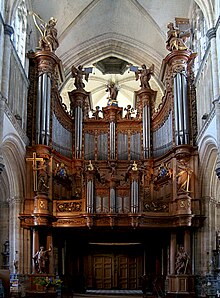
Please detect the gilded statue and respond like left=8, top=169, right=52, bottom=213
left=176, top=161, right=193, bottom=192
left=166, top=22, right=189, bottom=51
left=71, top=65, right=90, bottom=90
left=87, top=160, right=94, bottom=171
left=29, top=11, right=59, bottom=52
left=135, top=64, right=154, bottom=89
left=132, top=161, right=138, bottom=171
left=36, top=159, right=49, bottom=193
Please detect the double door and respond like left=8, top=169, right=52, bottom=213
left=92, top=253, right=142, bottom=289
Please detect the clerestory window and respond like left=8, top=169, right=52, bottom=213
left=11, top=0, right=27, bottom=66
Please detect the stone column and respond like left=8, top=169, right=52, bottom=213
left=170, top=232, right=177, bottom=274
left=0, top=25, right=13, bottom=173
left=8, top=196, right=23, bottom=273
left=0, top=95, right=5, bottom=172
left=208, top=28, right=220, bottom=177
left=1, top=24, right=14, bottom=100
left=207, top=28, right=219, bottom=102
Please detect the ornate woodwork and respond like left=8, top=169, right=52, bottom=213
left=19, top=24, right=205, bottom=293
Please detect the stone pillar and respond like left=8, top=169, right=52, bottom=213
left=0, top=25, right=13, bottom=173
left=207, top=28, right=219, bottom=102
left=1, top=24, right=14, bottom=100
left=170, top=232, right=177, bottom=274
left=8, top=196, right=23, bottom=273
left=208, top=27, right=220, bottom=178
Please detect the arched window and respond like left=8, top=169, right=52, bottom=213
left=12, top=0, right=27, bottom=66
left=191, top=3, right=208, bottom=74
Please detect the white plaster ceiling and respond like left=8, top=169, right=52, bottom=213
left=30, top=0, right=193, bottom=112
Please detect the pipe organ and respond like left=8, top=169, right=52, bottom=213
left=21, top=27, right=203, bottom=296
left=23, top=48, right=202, bottom=227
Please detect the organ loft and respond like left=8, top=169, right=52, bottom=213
left=19, top=15, right=203, bottom=296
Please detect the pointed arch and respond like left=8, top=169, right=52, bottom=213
left=194, top=0, right=215, bottom=28
left=2, top=133, right=26, bottom=198
left=198, top=135, right=218, bottom=198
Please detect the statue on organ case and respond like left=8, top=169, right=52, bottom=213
left=135, top=64, right=154, bottom=89
left=166, top=22, right=190, bottom=52
left=33, top=245, right=52, bottom=274
left=71, top=65, right=92, bottom=90
left=29, top=11, right=59, bottom=52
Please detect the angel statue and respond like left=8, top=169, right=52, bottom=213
left=106, top=82, right=119, bottom=106
left=166, top=22, right=190, bottom=51
left=29, top=11, right=59, bottom=52
left=71, top=65, right=91, bottom=90
left=135, top=64, right=154, bottom=89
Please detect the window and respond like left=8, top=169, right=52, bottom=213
left=191, top=3, right=208, bottom=74
left=12, top=0, right=27, bottom=66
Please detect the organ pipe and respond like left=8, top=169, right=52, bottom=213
left=36, top=73, right=51, bottom=145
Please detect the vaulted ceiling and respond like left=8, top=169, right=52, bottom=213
left=30, top=0, right=193, bottom=110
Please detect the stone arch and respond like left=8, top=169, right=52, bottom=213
left=2, top=133, right=26, bottom=198
left=1, top=133, right=26, bottom=272
left=194, top=0, right=215, bottom=28
left=199, top=135, right=218, bottom=198
left=61, top=32, right=163, bottom=77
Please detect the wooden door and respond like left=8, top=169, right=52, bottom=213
left=118, top=255, right=139, bottom=289
left=93, top=255, right=112, bottom=289
left=92, top=253, right=141, bottom=289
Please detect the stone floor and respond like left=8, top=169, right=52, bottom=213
left=69, top=289, right=151, bottom=298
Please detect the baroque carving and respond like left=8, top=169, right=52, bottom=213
left=144, top=201, right=169, bottom=212
left=57, top=202, right=82, bottom=212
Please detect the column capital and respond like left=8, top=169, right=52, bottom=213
left=207, top=27, right=216, bottom=40
left=4, top=24, right=14, bottom=36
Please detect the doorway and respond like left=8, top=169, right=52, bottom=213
left=88, top=245, right=142, bottom=289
